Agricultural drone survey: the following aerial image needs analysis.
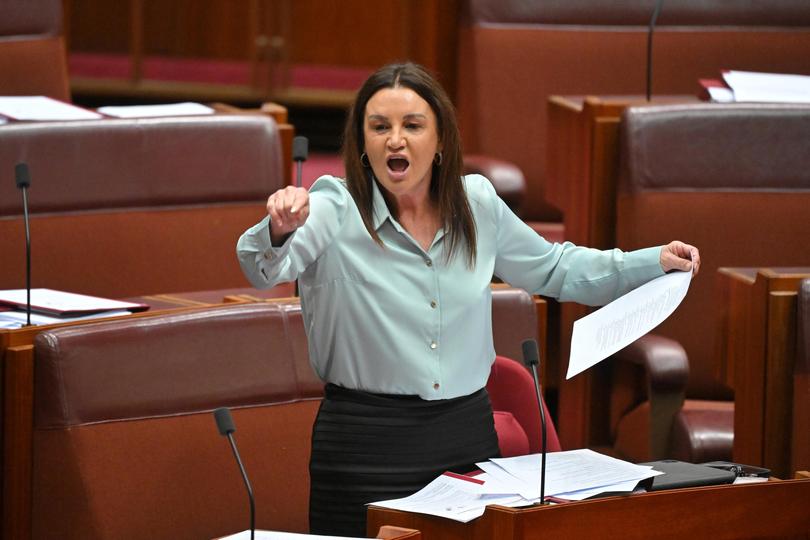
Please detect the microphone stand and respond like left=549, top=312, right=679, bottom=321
left=522, top=339, right=548, bottom=505
left=214, top=408, right=255, bottom=540
left=646, top=0, right=664, bottom=101
left=15, top=163, right=32, bottom=326
left=291, top=136, right=308, bottom=296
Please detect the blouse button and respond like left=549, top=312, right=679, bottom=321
left=430, top=300, right=437, bottom=309
left=433, top=382, right=440, bottom=390
left=430, top=341, right=437, bottom=350
left=425, top=259, right=433, bottom=267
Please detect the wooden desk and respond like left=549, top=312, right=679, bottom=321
left=368, top=478, right=810, bottom=540
left=715, top=267, right=810, bottom=478
left=545, top=94, right=695, bottom=450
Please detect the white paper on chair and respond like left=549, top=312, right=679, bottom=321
left=566, top=270, right=692, bottom=380
left=97, top=102, right=215, bottom=118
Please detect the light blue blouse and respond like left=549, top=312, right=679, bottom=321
left=237, top=174, right=664, bottom=400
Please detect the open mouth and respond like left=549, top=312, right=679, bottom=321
left=387, top=156, right=410, bottom=174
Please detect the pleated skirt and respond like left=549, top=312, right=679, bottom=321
left=308, top=383, right=500, bottom=536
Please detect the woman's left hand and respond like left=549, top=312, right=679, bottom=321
left=660, top=241, right=701, bottom=276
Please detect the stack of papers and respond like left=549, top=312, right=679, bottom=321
left=698, top=70, right=810, bottom=104
left=0, top=288, right=147, bottom=329
left=370, top=449, right=662, bottom=523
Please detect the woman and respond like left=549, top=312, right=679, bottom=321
left=237, top=62, right=699, bottom=536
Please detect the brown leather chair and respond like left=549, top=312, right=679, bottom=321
left=0, top=0, right=70, bottom=100
left=609, top=103, right=810, bottom=463
left=456, top=0, right=810, bottom=226
left=795, top=278, right=810, bottom=474
left=0, top=115, right=288, bottom=299
left=31, top=301, right=320, bottom=539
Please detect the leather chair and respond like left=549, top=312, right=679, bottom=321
left=456, top=0, right=810, bottom=227
left=0, top=115, right=289, bottom=299
left=487, top=355, right=561, bottom=457
left=0, top=0, right=70, bottom=100
left=610, top=103, right=810, bottom=463
left=31, top=301, right=320, bottom=539
left=795, top=279, right=810, bottom=474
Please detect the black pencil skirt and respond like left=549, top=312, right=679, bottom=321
left=308, top=383, right=500, bottom=537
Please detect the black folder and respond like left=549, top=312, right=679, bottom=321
left=639, top=459, right=736, bottom=491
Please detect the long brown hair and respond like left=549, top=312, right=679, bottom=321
left=342, top=62, right=477, bottom=268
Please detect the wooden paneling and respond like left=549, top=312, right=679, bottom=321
left=65, top=0, right=460, bottom=104
left=716, top=267, right=810, bottom=478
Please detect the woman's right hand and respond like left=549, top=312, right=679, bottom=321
left=266, top=186, right=310, bottom=245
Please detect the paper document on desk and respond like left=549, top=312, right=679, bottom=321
left=566, top=270, right=691, bottom=380
left=369, top=471, right=524, bottom=523
left=482, top=449, right=661, bottom=501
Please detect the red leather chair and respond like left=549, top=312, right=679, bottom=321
left=487, top=356, right=561, bottom=457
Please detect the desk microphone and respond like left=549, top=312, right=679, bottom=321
left=645, top=0, right=664, bottom=101
left=522, top=339, right=548, bottom=505
left=292, top=136, right=309, bottom=188
left=15, top=163, right=33, bottom=327
left=214, top=407, right=255, bottom=540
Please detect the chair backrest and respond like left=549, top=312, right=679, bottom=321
left=32, top=301, right=319, bottom=539
left=456, top=0, right=810, bottom=222
left=795, top=278, right=810, bottom=473
left=487, top=356, right=561, bottom=457
left=0, top=0, right=70, bottom=100
left=617, top=103, right=810, bottom=399
left=0, top=115, right=285, bottom=297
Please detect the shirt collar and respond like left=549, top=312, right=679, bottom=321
left=371, top=178, right=395, bottom=231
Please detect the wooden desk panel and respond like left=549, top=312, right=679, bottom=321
left=369, top=478, right=810, bottom=540
left=716, top=267, right=810, bottom=478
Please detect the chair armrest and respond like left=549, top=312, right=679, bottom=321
left=612, top=334, right=689, bottom=460
left=463, top=154, right=526, bottom=214
left=616, top=334, right=689, bottom=395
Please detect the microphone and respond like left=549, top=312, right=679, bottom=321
left=292, top=136, right=309, bottom=188
left=15, top=163, right=33, bottom=327
left=214, top=407, right=255, bottom=540
left=521, top=338, right=548, bottom=505
left=645, top=0, right=664, bottom=101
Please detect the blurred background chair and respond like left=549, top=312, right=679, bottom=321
left=608, top=103, right=810, bottom=463
left=0, top=114, right=292, bottom=299
left=456, top=0, right=810, bottom=232
left=0, top=0, right=70, bottom=100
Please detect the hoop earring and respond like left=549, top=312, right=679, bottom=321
left=434, top=152, right=443, bottom=166
left=360, top=153, right=371, bottom=168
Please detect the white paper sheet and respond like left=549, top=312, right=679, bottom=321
left=566, top=271, right=691, bottom=380
left=0, top=309, right=130, bottom=329
left=484, top=449, right=661, bottom=501
left=0, top=96, right=103, bottom=121
left=97, top=102, right=215, bottom=118
left=722, top=70, right=810, bottom=103
left=369, top=472, right=523, bottom=523
left=0, top=288, right=145, bottom=315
